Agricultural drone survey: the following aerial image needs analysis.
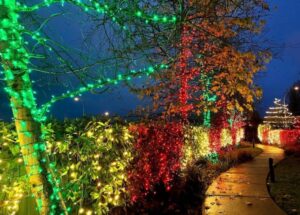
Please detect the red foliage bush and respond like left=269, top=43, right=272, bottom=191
left=128, top=121, right=184, bottom=202
left=209, top=128, right=221, bottom=152
left=262, top=129, right=269, bottom=144
left=231, top=127, right=237, bottom=146
left=280, top=129, right=300, bottom=146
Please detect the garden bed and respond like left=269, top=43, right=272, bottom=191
left=119, top=142, right=263, bottom=215
left=0, top=119, right=251, bottom=214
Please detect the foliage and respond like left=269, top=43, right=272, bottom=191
left=258, top=124, right=300, bottom=146
left=182, top=125, right=245, bottom=168
left=43, top=118, right=133, bottom=214
left=280, top=130, right=300, bottom=146
left=220, top=128, right=233, bottom=148
left=268, top=129, right=282, bottom=145
left=236, top=128, right=245, bottom=144
left=0, top=0, right=178, bottom=212
left=182, top=126, right=210, bottom=168
left=209, top=127, right=222, bottom=152
left=207, top=152, right=219, bottom=164
left=258, top=124, right=271, bottom=143
left=0, top=122, right=31, bottom=214
left=127, top=121, right=184, bottom=202
left=220, top=149, right=254, bottom=165
left=1, top=0, right=270, bottom=212
left=0, top=118, right=247, bottom=214
left=134, top=0, right=271, bottom=122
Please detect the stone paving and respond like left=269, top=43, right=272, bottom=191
left=202, top=144, right=286, bottom=215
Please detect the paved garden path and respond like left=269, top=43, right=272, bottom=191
left=202, top=144, right=286, bottom=215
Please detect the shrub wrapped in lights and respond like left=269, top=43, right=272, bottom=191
left=279, top=129, right=300, bottom=146
left=231, top=118, right=245, bottom=145
left=236, top=128, right=245, bottom=144
left=258, top=123, right=300, bottom=146
left=127, top=121, right=184, bottom=202
left=220, top=128, right=233, bottom=148
left=0, top=122, right=31, bottom=215
left=209, top=128, right=221, bottom=152
left=0, top=118, right=246, bottom=213
left=258, top=124, right=271, bottom=144
left=182, top=126, right=210, bottom=168
left=268, top=129, right=281, bottom=145
left=182, top=126, right=244, bottom=167
left=209, top=113, right=231, bottom=152
left=44, top=119, right=133, bottom=214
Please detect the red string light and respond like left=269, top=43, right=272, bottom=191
left=128, top=121, right=184, bottom=202
left=279, top=129, right=300, bottom=146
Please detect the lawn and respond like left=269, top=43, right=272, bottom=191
left=269, top=152, right=300, bottom=215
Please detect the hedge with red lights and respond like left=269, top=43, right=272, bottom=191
left=209, top=128, right=222, bottom=152
left=258, top=124, right=300, bottom=146
left=0, top=119, right=245, bottom=213
left=128, top=121, right=184, bottom=202
left=262, top=129, right=269, bottom=144
left=127, top=120, right=245, bottom=202
left=280, top=129, right=300, bottom=146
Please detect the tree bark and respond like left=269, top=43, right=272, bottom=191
left=0, top=2, right=50, bottom=214
left=12, top=91, right=50, bottom=214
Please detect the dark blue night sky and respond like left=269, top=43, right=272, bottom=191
left=1, top=0, right=300, bottom=121
left=255, top=0, right=300, bottom=116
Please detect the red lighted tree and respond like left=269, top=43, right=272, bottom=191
left=133, top=0, right=270, bottom=124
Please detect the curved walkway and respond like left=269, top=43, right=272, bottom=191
left=202, top=144, right=286, bottom=215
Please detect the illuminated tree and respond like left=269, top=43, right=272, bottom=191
left=0, top=0, right=177, bottom=213
left=127, top=0, right=270, bottom=123
left=263, top=98, right=295, bottom=129
left=0, top=0, right=272, bottom=213
left=187, top=0, right=270, bottom=122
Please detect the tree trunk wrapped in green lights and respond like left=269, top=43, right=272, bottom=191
left=1, top=0, right=172, bottom=213
left=0, top=1, right=67, bottom=214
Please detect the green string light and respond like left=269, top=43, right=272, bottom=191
left=1, top=2, right=67, bottom=213
left=207, top=152, right=219, bottom=164
left=201, top=72, right=217, bottom=128
left=38, top=63, right=169, bottom=119
left=16, top=0, right=178, bottom=24
left=1, top=0, right=177, bottom=213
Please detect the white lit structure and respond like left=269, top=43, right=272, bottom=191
left=263, top=98, right=295, bottom=129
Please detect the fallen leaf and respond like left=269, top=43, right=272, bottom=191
left=246, top=201, right=253, bottom=206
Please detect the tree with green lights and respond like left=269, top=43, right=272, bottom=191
left=0, top=0, right=177, bottom=213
